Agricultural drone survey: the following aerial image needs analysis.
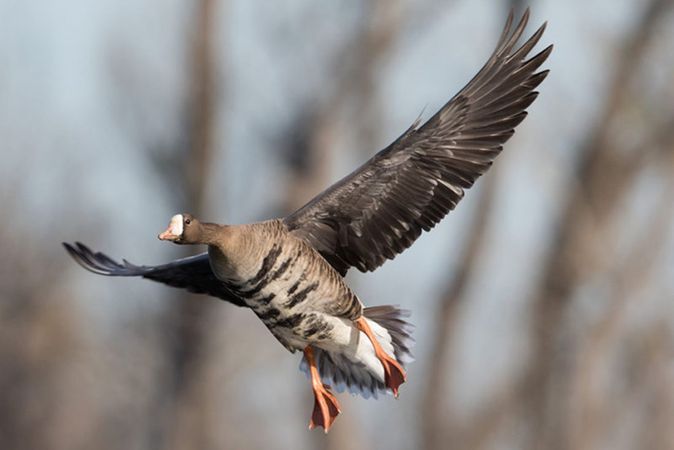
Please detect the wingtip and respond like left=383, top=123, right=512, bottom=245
left=63, top=241, right=117, bottom=276
left=536, top=68, right=552, bottom=84
left=500, top=8, right=516, bottom=42
left=62, top=242, right=78, bottom=261
left=506, top=7, right=515, bottom=24
left=536, top=44, right=554, bottom=62
left=533, top=21, right=548, bottom=41
left=517, top=7, right=531, bottom=29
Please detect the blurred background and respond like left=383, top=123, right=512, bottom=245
left=1, top=0, right=673, bottom=449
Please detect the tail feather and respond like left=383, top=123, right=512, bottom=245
left=363, top=305, right=415, bottom=365
left=300, top=305, right=414, bottom=399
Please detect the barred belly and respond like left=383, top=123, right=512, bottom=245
left=211, top=238, right=362, bottom=353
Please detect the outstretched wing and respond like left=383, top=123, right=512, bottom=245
left=63, top=242, right=246, bottom=307
left=284, top=9, right=552, bottom=275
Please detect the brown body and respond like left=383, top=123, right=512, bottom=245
left=156, top=214, right=409, bottom=415
left=204, top=219, right=362, bottom=351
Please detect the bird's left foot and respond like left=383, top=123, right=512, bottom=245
left=304, top=346, right=341, bottom=432
left=309, top=382, right=341, bottom=432
left=355, top=317, right=407, bottom=397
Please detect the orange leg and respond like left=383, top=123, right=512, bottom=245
left=355, top=317, right=407, bottom=397
left=304, top=346, right=341, bottom=432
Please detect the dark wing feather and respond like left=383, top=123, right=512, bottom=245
left=284, top=9, right=552, bottom=275
left=63, top=242, right=246, bottom=307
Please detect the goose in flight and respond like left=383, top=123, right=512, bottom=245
left=64, top=9, right=551, bottom=432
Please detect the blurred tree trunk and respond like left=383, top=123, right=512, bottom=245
left=0, top=248, right=90, bottom=450
left=160, top=1, right=221, bottom=449
left=520, top=1, right=674, bottom=449
left=418, top=1, right=674, bottom=448
left=568, top=162, right=674, bottom=450
left=420, top=173, right=499, bottom=450
left=283, top=0, right=404, bottom=212
left=421, top=2, right=521, bottom=447
left=280, top=1, right=403, bottom=448
left=508, top=0, right=527, bottom=15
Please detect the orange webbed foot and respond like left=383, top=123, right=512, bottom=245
left=378, top=350, right=406, bottom=397
left=355, top=317, right=407, bottom=397
left=309, top=383, right=341, bottom=433
left=304, top=346, right=341, bottom=433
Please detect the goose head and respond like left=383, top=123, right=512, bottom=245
left=158, top=213, right=202, bottom=244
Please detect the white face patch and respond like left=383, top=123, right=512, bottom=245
left=168, top=214, right=184, bottom=237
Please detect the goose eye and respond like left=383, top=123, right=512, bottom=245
left=185, top=218, right=191, bottom=225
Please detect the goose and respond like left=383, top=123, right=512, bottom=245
left=64, top=10, right=551, bottom=432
